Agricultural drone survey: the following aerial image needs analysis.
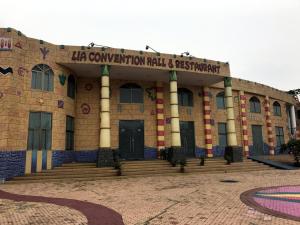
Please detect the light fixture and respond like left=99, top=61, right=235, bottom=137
left=145, top=45, right=160, bottom=56
left=87, top=42, right=110, bottom=49
left=180, top=51, right=190, bottom=57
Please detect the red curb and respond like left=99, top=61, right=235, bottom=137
left=0, top=190, right=124, bottom=225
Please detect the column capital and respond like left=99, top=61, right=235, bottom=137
left=169, top=70, right=177, bottom=81
left=100, top=65, right=110, bottom=76
left=224, top=77, right=232, bottom=87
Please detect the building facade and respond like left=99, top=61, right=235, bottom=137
left=0, top=28, right=298, bottom=180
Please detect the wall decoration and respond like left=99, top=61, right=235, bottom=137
left=0, top=67, right=13, bottom=75
left=16, top=91, right=22, bottom=96
left=146, top=87, right=156, bottom=101
left=17, top=67, right=28, bottom=77
left=0, top=37, right=12, bottom=50
left=37, top=98, right=44, bottom=105
left=85, top=83, right=93, bottom=91
left=14, top=42, right=22, bottom=49
left=0, top=92, right=3, bottom=99
left=81, top=103, right=91, bottom=114
left=59, top=74, right=66, bottom=86
left=58, top=100, right=64, bottom=108
left=151, top=110, right=155, bottom=115
left=40, top=47, right=49, bottom=60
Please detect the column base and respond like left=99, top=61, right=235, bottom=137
left=167, top=147, right=185, bottom=166
left=97, top=148, right=114, bottom=167
left=224, top=146, right=243, bottom=163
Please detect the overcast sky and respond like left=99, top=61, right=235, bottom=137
left=1, top=0, right=300, bottom=91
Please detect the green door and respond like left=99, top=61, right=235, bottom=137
left=119, top=120, right=144, bottom=160
left=180, top=121, right=195, bottom=157
left=251, top=125, right=264, bottom=156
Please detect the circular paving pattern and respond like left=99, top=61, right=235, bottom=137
left=241, top=185, right=300, bottom=222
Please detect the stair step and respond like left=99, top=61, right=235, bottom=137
left=185, top=167, right=272, bottom=174
left=7, top=175, right=121, bottom=184
left=61, top=163, right=97, bottom=167
left=13, top=172, right=118, bottom=180
left=51, top=167, right=112, bottom=172
left=121, top=164, right=171, bottom=169
left=30, top=170, right=117, bottom=176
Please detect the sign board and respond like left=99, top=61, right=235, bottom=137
left=71, top=51, right=222, bottom=74
left=0, top=37, right=12, bottom=50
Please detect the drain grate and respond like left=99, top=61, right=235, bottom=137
left=220, top=179, right=239, bottom=183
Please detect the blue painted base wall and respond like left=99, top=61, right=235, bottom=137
left=52, top=150, right=98, bottom=167
left=0, top=151, right=25, bottom=181
left=249, top=143, right=275, bottom=156
left=144, top=147, right=157, bottom=159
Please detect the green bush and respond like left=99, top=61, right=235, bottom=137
left=281, top=139, right=300, bottom=166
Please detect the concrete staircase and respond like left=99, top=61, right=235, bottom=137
left=7, top=163, right=117, bottom=184
left=121, top=160, right=178, bottom=176
left=184, top=158, right=274, bottom=173
left=6, top=158, right=274, bottom=184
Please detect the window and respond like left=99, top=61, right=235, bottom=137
left=66, top=116, right=74, bottom=150
left=275, top=126, right=284, bottom=147
left=216, top=92, right=225, bottom=109
left=218, top=123, right=227, bottom=147
left=273, top=101, right=281, bottom=116
left=120, top=83, right=143, bottom=103
left=67, top=75, right=76, bottom=99
left=297, top=110, right=300, bottom=120
left=178, top=88, right=193, bottom=106
left=249, top=96, right=261, bottom=113
left=31, top=64, right=54, bottom=91
left=27, top=112, right=52, bottom=150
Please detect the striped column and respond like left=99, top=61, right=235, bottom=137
left=239, top=91, right=249, bottom=156
left=203, top=87, right=213, bottom=157
left=264, top=96, right=275, bottom=155
left=169, top=71, right=181, bottom=148
left=224, top=77, right=238, bottom=146
left=156, top=82, right=165, bottom=158
left=99, top=65, right=111, bottom=149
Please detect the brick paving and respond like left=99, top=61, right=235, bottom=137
left=1, top=169, right=300, bottom=225
left=0, top=199, right=87, bottom=225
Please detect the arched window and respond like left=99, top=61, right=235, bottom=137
left=273, top=101, right=281, bottom=116
left=120, top=83, right=143, bottom=103
left=249, top=96, right=261, bottom=113
left=31, top=64, right=54, bottom=91
left=216, top=91, right=225, bottom=109
left=178, top=88, right=193, bottom=106
left=67, top=75, right=76, bottom=99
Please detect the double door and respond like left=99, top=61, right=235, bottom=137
left=119, top=120, right=144, bottom=160
left=251, top=125, right=264, bottom=156
left=180, top=121, right=195, bottom=157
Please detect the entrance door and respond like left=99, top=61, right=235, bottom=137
left=251, top=125, right=264, bottom=156
left=119, top=120, right=144, bottom=160
left=180, top=121, right=195, bottom=157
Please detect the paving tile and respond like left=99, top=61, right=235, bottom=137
left=1, top=170, right=300, bottom=225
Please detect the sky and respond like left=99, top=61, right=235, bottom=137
left=1, top=0, right=300, bottom=91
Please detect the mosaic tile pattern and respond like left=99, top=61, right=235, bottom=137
left=241, top=185, right=300, bottom=222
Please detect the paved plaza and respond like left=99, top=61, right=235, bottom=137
left=1, top=170, right=300, bottom=225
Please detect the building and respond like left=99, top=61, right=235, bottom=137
left=0, top=28, right=298, bottom=180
